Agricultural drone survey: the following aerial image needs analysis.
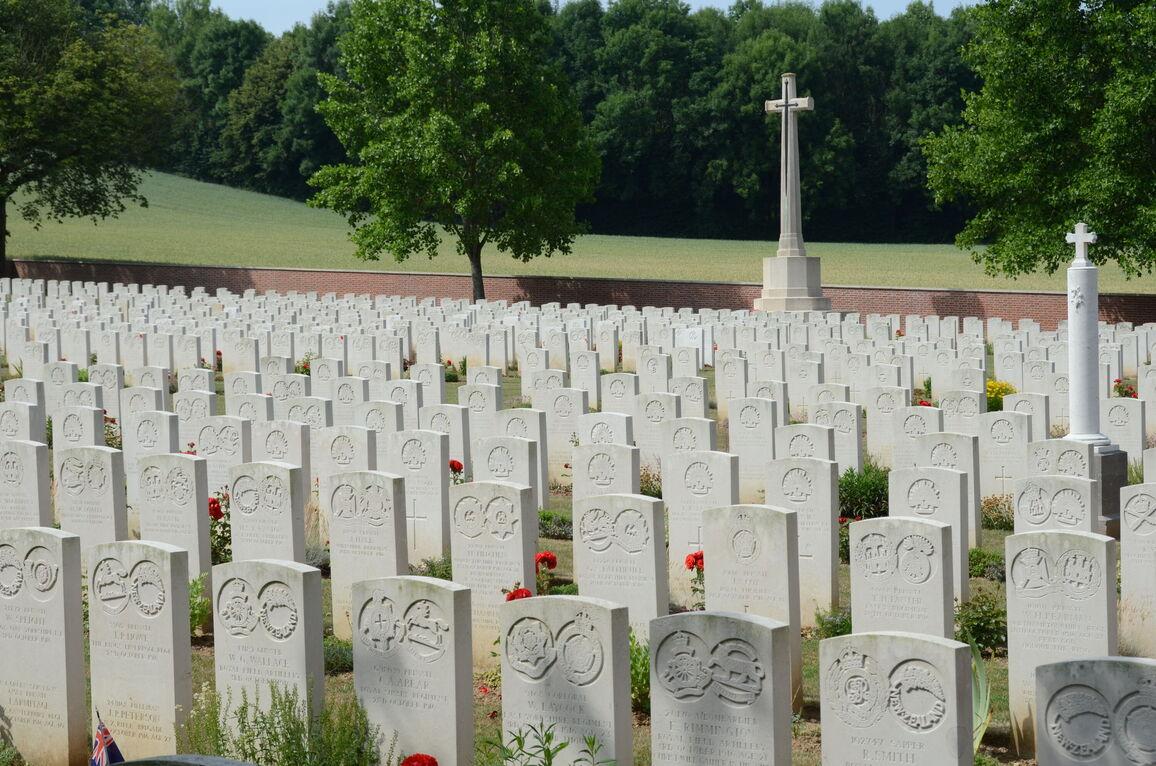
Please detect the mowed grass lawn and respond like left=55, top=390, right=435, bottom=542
left=9, top=171, right=1153, bottom=294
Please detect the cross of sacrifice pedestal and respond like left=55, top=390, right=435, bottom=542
left=755, top=72, right=830, bottom=311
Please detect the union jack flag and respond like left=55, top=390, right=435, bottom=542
left=90, top=714, right=124, bottom=766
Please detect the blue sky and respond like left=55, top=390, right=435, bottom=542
left=214, top=0, right=973, bottom=35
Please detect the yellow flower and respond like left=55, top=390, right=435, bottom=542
left=986, top=379, right=1016, bottom=411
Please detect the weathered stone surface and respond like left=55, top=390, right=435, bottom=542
left=352, top=576, right=472, bottom=766
left=819, top=631, right=972, bottom=766
left=212, top=559, right=324, bottom=717
left=649, top=611, right=792, bottom=766
left=501, top=596, right=632, bottom=765
left=0, top=527, right=87, bottom=766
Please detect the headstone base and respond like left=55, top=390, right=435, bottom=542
left=1096, top=447, right=1127, bottom=538
left=753, top=256, right=831, bottom=311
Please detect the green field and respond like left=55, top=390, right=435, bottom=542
left=8, top=171, right=1151, bottom=294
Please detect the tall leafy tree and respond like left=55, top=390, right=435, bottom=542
left=0, top=0, right=179, bottom=273
left=311, top=0, right=599, bottom=300
left=924, top=0, right=1156, bottom=276
left=217, top=1, right=351, bottom=199
left=149, top=0, right=269, bottom=180
left=588, top=0, right=707, bottom=234
left=877, top=3, right=975, bottom=241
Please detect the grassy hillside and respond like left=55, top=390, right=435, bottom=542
left=8, top=172, right=1152, bottom=293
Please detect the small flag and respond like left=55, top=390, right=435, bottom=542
left=91, top=712, right=124, bottom=766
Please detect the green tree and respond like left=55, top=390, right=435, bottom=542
left=149, top=0, right=269, bottom=180
left=924, top=0, right=1156, bottom=277
left=217, top=1, right=350, bottom=199
left=0, top=0, right=179, bottom=273
left=877, top=2, right=975, bottom=241
left=311, top=0, right=599, bottom=300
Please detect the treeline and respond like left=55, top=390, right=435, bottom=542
left=123, top=0, right=978, bottom=242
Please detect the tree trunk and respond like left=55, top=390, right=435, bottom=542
left=466, top=240, right=485, bottom=301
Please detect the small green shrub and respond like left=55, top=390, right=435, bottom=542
left=178, top=683, right=381, bottom=766
left=986, top=379, right=1015, bottom=412
left=444, top=367, right=460, bottom=383
left=629, top=632, right=650, bottom=716
left=76, top=369, right=89, bottom=383
left=410, top=554, right=453, bottom=580
left=974, top=754, right=1000, bottom=766
left=0, top=742, right=24, bottom=766
left=980, top=495, right=1014, bottom=531
left=639, top=465, right=662, bottom=499
left=103, top=418, right=122, bottom=450
left=839, top=460, right=890, bottom=519
left=294, top=352, right=316, bottom=376
left=968, top=548, right=1006, bottom=582
left=549, top=582, right=579, bottom=596
left=324, top=636, right=354, bottom=675
left=1129, top=460, right=1145, bottom=486
left=479, top=722, right=567, bottom=766
left=815, top=606, right=853, bottom=639
left=538, top=510, right=573, bottom=540
left=955, top=590, right=1007, bottom=655
left=971, top=641, right=992, bottom=755
left=304, top=542, right=330, bottom=576
left=189, top=574, right=211, bottom=636
left=838, top=517, right=852, bottom=565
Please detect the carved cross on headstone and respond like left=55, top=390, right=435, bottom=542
left=996, top=465, right=1014, bottom=491
left=688, top=525, right=703, bottom=551
left=407, top=499, right=427, bottom=551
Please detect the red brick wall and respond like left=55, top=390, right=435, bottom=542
left=14, top=259, right=1156, bottom=329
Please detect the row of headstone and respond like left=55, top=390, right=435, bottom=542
left=2, top=524, right=991, bottom=766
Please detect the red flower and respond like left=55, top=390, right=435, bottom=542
left=478, top=685, right=490, bottom=696
left=215, top=350, right=222, bottom=357
left=917, top=399, right=933, bottom=407
left=505, top=587, right=533, bottom=602
left=448, top=459, right=464, bottom=474
left=895, top=329, right=905, bottom=338
left=445, top=358, right=454, bottom=366
left=488, top=710, right=498, bottom=720
left=400, top=756, right=438, bottom=766
left=684, top=550, right=704, bottom=572
left=208, top=497, right=223, bottom=521
left=535, top=551, right=557, bottom=572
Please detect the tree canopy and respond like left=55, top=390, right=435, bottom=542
left=0, top=0, right=180, bottom=271
left=309, top=0, right=600, bottom=300
left=126, top=0, right=978, bottom=246
left=924, top=0, right=1156, bottom=276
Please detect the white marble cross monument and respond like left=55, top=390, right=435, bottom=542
left=1065, top=222, right=1115, bottom=453
left=755, top=72, right=831, bottom=312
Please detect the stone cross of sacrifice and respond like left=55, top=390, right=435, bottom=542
left=765, top=73, right=814, bottom=258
